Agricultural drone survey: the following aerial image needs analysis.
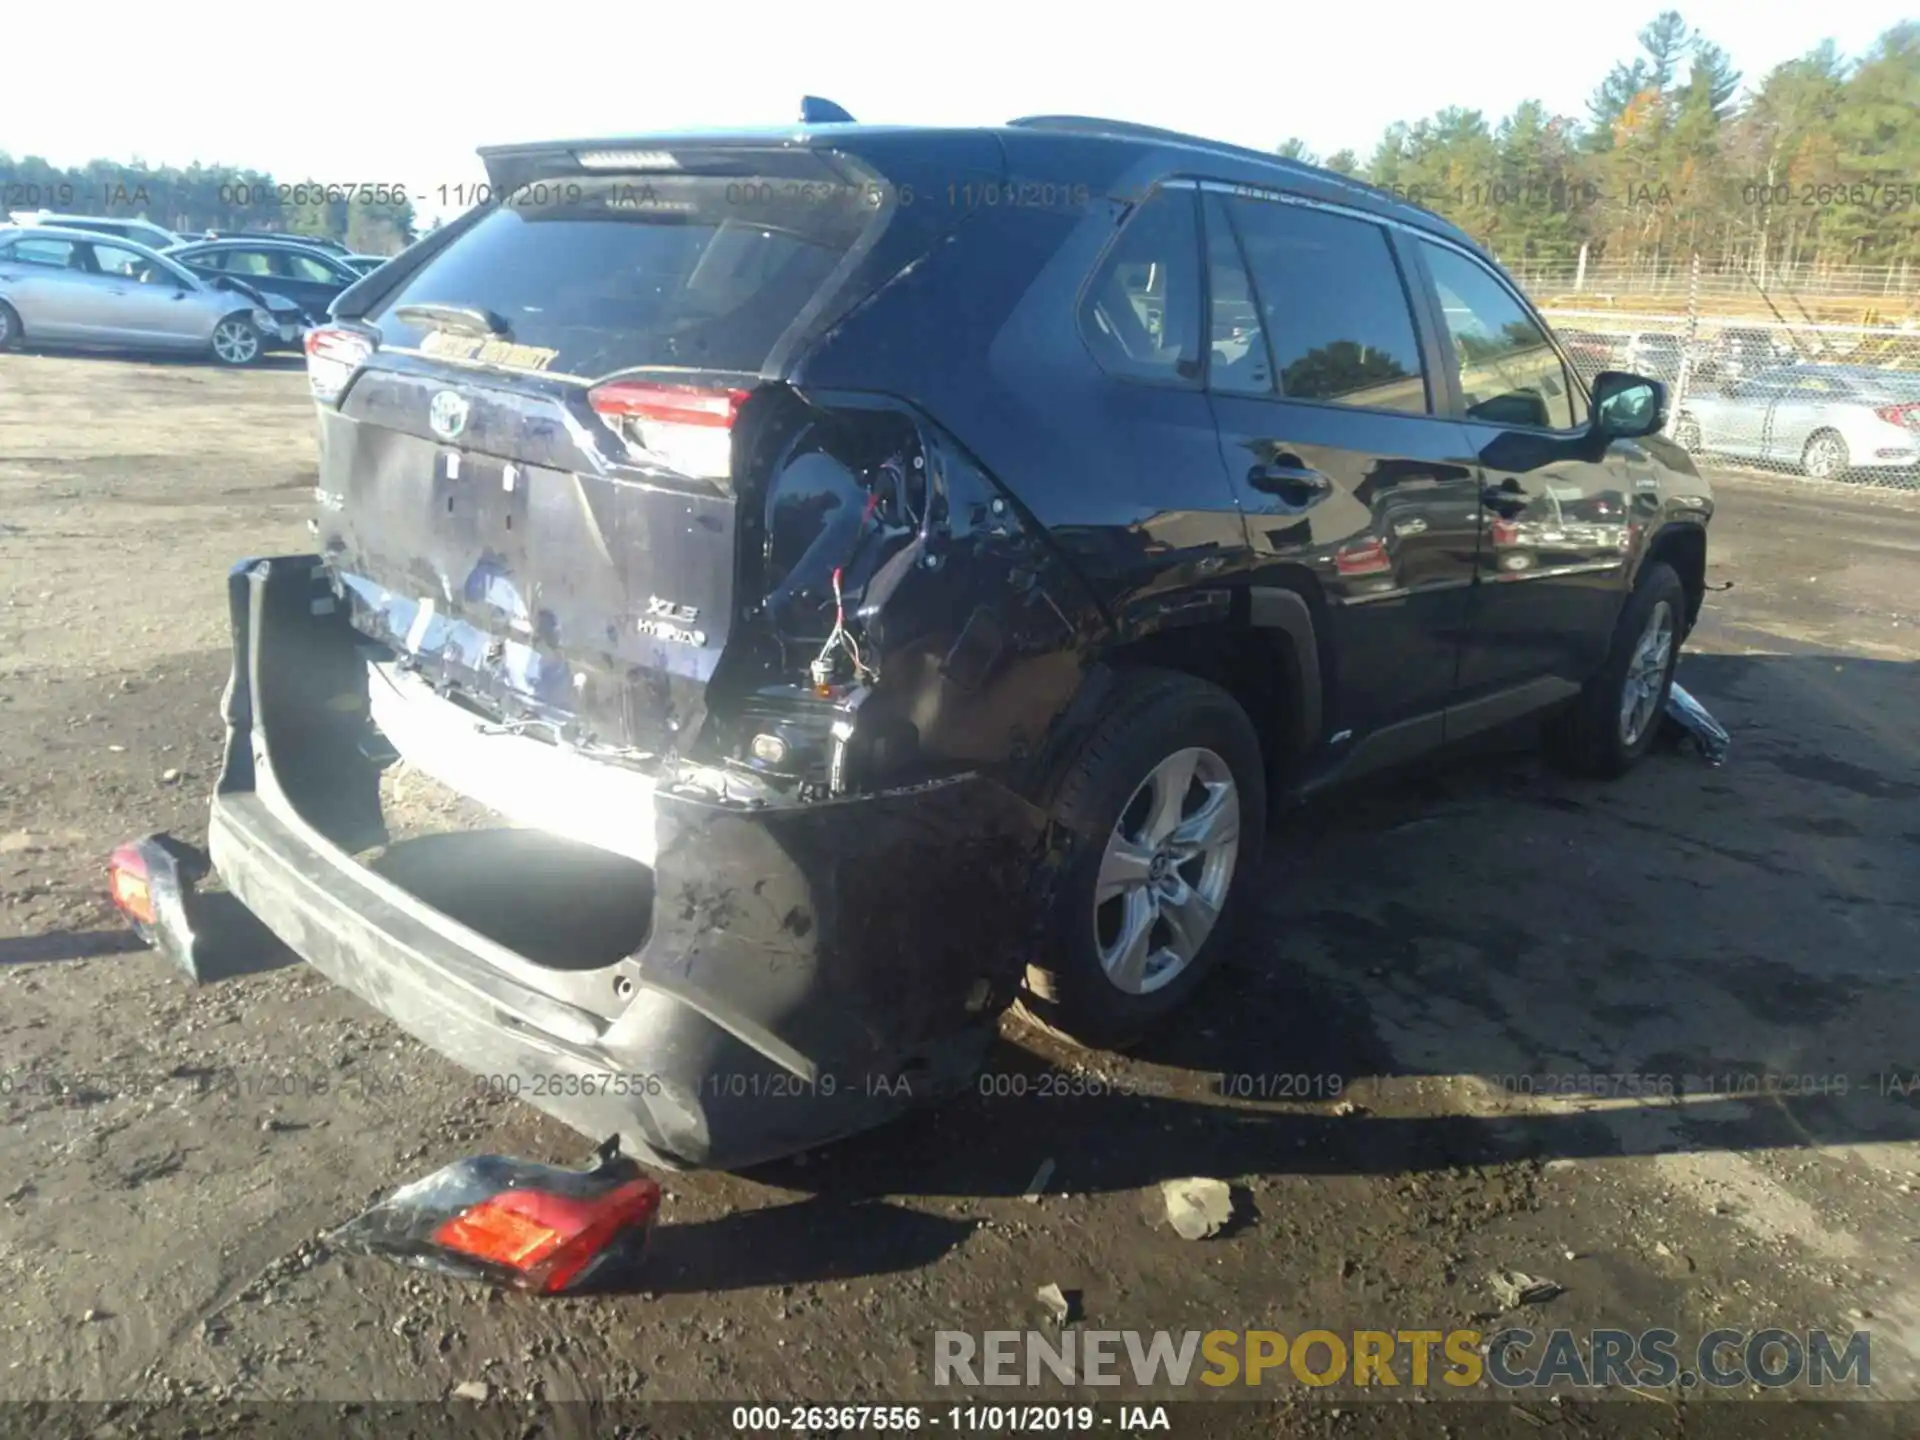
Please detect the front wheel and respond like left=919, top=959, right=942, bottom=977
left=1672, top=414, right=1702, bottom=454
left=1017, top=669, right=1267, bottom=1049
left=209, top=314, right=262, bottom=367
left=1547, top=561, right=1686, bottom=779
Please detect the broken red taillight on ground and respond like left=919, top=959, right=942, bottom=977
left=329, top=1137, right=660, bottom=1294
left=108, top=841, right=158, bottom=926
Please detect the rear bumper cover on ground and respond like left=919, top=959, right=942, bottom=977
left=203, top=556, right=1054, bottom=1170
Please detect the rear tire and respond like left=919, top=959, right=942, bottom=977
left=0, top=302, right=21, bottom=351
left=209, top=313, right=262, bottom=367
left=1546, top=562, right=1686, bottom=779
left=1016, top=668, right=1266, bottom=1050
left=1801, top=429, right=1850, bottom=480
left=1672, top=414, right=1701, bottom=454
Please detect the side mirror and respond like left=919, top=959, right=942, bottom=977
left=1591, top=370, right=1667, bottom=439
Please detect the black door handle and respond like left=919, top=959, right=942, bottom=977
left=1248, top=462, right=1333, bottom=503
left=1480, top=484, right=1529, bottom=518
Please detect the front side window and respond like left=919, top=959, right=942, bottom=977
left=1224, top=194, right=1429, bottom=415
left=1423, top=242, right=1582, bottom=429
left=224, top=250, right=276, bottom=277
left=279, top=251, right=339, bottom=282
left=1078, top=186, right=1202, bottom=386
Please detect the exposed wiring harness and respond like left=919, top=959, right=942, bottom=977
left=809, top=488, right=883, bottom=689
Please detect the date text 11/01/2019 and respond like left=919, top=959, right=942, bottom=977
left=731, top=1405, right=1168, bottom=1432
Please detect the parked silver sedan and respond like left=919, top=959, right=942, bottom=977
left=1674, top=364, right=1920, bottom=479
left=0, top=225, right=292, bottom=365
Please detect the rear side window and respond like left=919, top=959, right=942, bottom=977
left=1202, top=193, right=1271, bottom=397
left=1078, top=187, right=1202, bottom=386
left=1223, top=194, right=1428, bottom=415
left=370, top=176, right=879, bottom=378
left=4, top=237, right=77, bottom=268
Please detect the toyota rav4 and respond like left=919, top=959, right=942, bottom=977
left=127, top=111, right=1713, bottom=1170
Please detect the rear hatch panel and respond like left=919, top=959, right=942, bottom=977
left=318, top=361, right=731, bottom=758
left=317, top=138, right=1003, bottom=759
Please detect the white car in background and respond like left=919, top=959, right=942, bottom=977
left=0, top=225, right=298, bottom=364
left=1674, top=364, right=1920, bottom=479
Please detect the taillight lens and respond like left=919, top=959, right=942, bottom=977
left=305, top=326, right=374, bottom=405
left=1872, top=403, right=1920, bottom=429
left=588, top=380, right=750, bottom=481
left=108, top=843, right=156, bottom=926
left=431, top=1177, right=660, bottom=1293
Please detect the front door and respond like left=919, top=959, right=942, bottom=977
left=1412, top=239, right=1637, bottom=695
left=1198, top=188, right=1481, bottom=735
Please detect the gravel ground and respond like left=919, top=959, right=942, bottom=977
left=2, top=350, right=1918, bottom=1437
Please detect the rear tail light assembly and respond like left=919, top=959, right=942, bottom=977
left=1871, top=402, right=1920, bottom=429
left=305, top=326, right=375, bottom=405
left=588, top=379, right=750, bottom=482
left=329, top=1137, right=660, bottom=1294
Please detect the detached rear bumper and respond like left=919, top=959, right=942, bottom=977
left=205, top=557, right=1051, bottom=1169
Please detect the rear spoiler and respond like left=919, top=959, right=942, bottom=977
left=477, top=139, right=862, bottom=197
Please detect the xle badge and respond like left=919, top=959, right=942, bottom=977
left=639, top=596, right=705, bottom=648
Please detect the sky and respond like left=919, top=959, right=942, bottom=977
left=5, top=0, right=1914, bottom=227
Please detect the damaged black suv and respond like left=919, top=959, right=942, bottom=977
left=160, top=113, right=1711, bottom=1169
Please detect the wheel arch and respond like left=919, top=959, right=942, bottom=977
left=1642, top=522, right=1708, bottom=635
left=1055, top=576, right=1327, bottom=803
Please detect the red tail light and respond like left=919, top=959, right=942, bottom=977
left=107, top=843, right=156, bottom=926
left=588, top=380, right=749, bottom=428
left=432, top=1177, right=661, bottom=1293
left=588, top=381, right=750, bottom=481
left=1872, top=403, right=1920, bottom=428
left=1334, top=537, right=1392, bottom=577
left=305, top=326, right=375, bottom=405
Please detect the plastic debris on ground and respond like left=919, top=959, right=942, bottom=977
left=1660, top=681, right=1730, bottom=766
left=1036, top=1282, right=1076, bottom=1325
left=1162, top=1177, right=1234, bottom=1240
left=1488, top=1271, right=1565, bottom=1310
left=328, top=1135, right=660, bottom=1294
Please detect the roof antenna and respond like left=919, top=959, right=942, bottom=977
left=799, top=96, right=856, bottom=124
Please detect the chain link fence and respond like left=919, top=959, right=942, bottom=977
left=1539, top=300, right=1920, bottom=491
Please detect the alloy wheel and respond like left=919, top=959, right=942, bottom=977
left=1618, top=599, right=1674, bottom=747
left=1093, top=746, right=1240, bottom=995
left=212, top=318, right=259, bottom=366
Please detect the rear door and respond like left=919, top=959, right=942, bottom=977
left=0, top=235, right=88, bottom=338
left=314, top=163, right=896, bottom=754
left=1200, top=187, right=1481, bottom=733
left=1761, top=369, right=1847, bottom=464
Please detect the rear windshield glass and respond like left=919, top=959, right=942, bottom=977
left=369, top=176, right=879, bottom=378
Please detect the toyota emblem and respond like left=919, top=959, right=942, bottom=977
left=429, top=390, right=470, bottom=442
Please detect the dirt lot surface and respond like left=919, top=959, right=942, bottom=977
left=3, top=351, right=1920, bottom=1436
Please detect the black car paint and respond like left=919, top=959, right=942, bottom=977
left=169, top=240, right=357, bottom=325
left=186, top=120, right=1711, bottom=1169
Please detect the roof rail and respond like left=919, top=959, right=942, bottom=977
left=1007, top=114, right=1469, bottom=241
left=1006, top=115, right=1222, bottom=146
